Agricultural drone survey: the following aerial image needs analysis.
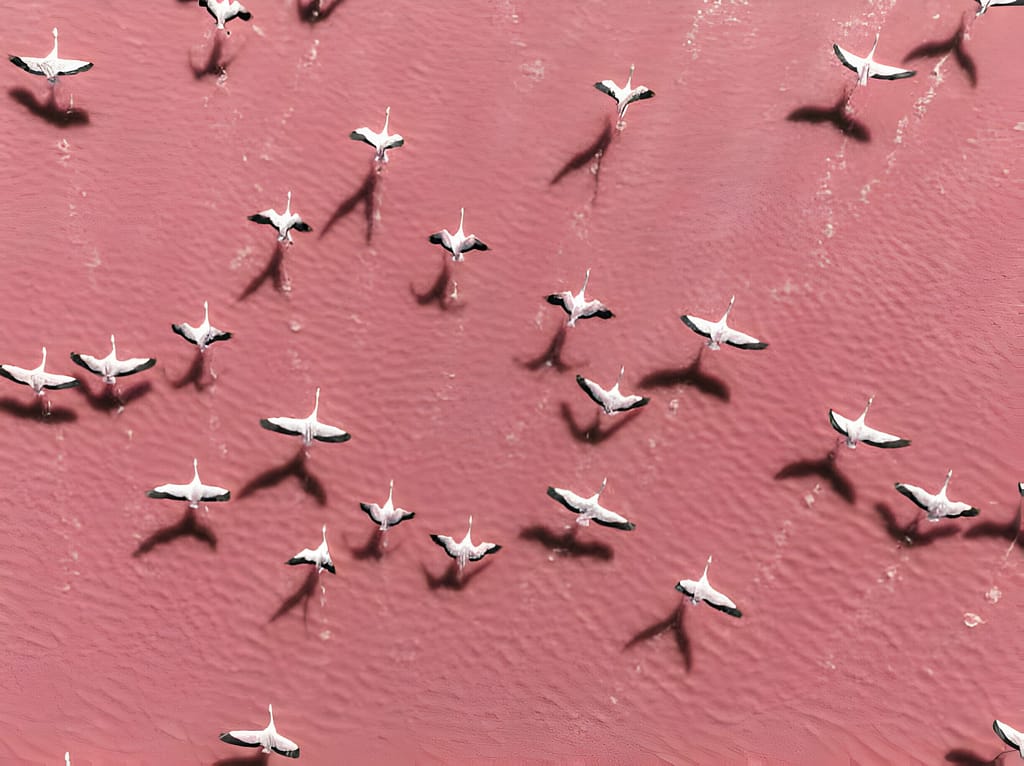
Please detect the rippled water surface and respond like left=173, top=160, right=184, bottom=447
left=0, top=1, right=1021, bottom=763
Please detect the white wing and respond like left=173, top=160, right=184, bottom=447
left=349, top=127, right=380, bottom=148
left=625, top=86, right=654, bottom=104
left=287, top=548, right=318, bottom=565
left=680, top=313, right=715, bottom=339
left=594, top=80, right=623, bottom=101
left=576, top=375, right=611, bottom=409
left=994, top=720, right=1024, bottom=752
left=38, top=371, right=79, bottom=389
left=55, top=58, right=92, bottom=76
left=383, top=134, right=404, bottom=150
left=894, top=482, right=933, bottom=511
left=219, top=729, right=263, bottom=747
left=0, top=363, right=33, bottom=385
left=110, top=356, right=156, bottom=377
left=467, top=541, right=501, bottom=561
left=858, top=422, right=910, bottom=448
left=171, top=322, right=199, bottom=345
left=868, top=61, right=916, bottom=80
left=608, top=390, right=649, bottom=413
left=270, top=731, right=300, bottom=758
left=147, top=482, right=191, bottom=500
left=828, top=409, right=851, bottom=438
left=591, top=505, right=635, bottom=530
left=675, top=579, right=699, bottom=598
left=832, top=44, right=864, bottom=74
left=938, top=498, right=978, bottom=519
left=702, top=584, right=742, bottom=617
left=199, top=482, right=231, bottom=502
left=260, top=416, right=306, bottom=437
left=430, top=534, right=459, bottom=557
left=546, top=486, right=589, bottom=513
left=311, top=422, right=351, bottom=443
left=69, top=353, right=104, bottom=375
left=576, top=299, right=613, bottom=320
left=720, top=326, right=767, bottom=350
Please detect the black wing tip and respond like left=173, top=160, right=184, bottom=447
left=47, top=379, right=80, bottom=390
left=248, top=214, right=270, bottom=224
left=486, top=544, right=502, bottom=555
left=705, top=600, right=743, bottom=618
left=293, top=221, right=313, bottom=232
left=827, top=410, right=846, bottom=435
left=545, top=294, right=565, bottom=307
left=674, top=583, right=693, bottom=596
left=238, top=10, right=253, bottom=21
left=314, top=432, right=352, bottom=443
left=208, top=491, right=231, bottom=502
left=471, top=241, right=490, bottom=251
left=594, top=518, right=636, bottom=531
left=219, top=733, right=261, bottom=748
left=428, top=233, right=444, bottom=244
left=867, top=438, right=911, bottom=449
left=285, top=557, right=307, bottom=566
left=727, top=340, right=768, bottom=350
left=993, top=721, right=1021, bottom=751
left=680, top=315, right=711, bottom=338
left=323, top=562, right=337, bottom=574
left=595, top=309, right=614, bottom=319
left=273, top=747, right=300, bottom=759
left=359, top=502, right=375, bottom=517
left=636, top=89, right=655, bottom=100
left=875, top=70, right=916, bottom=81
left=956, top=507, right=981, bottom=518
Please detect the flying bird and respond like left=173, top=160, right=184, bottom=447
left=894, top=469, right=979, bottom=522
left=430, top=516, right=501, bottom=571
left=976, top=0, right=1024, bottom=14
left=199, top=0, right=252, bottom=34
left=829, top=396, right=910, bottom=449
left=350, top=106, right=404, bottom=164
left=546, top=478, right=635, bottom=530
left=675, top=556, right=742, bottom=617
left=360, top=480, right=415, bottom=531
left=0, top=347, right=78, bottom=396
left=70, top=335, right=156, bottom=385
left=546, top=269, right=614, bottom=327
left=146, top=458, right=231, bottom=510
left=680, top=295, right=767, bottom=350
left=287, top=524, right=336, bottom=574
left=576, top=366, right=650, bottom=415
left=833, top=34, right=916, bottom=86
left=1019, top=482, right=1023, bottom=497
left=220, top=704, right=299, bottom=759
left=172, top=300, right=232, bottom=352
left=994, top=720, right=1024, bottom=758
left=260, top=387, right=351, bottom=447
left=248, top=191, right=312, bottom=244
left=9, top=27, right=92, bottom=83
left=594, top=64, right=654, bottom=124
left=428, top=208, right=489, bottom=262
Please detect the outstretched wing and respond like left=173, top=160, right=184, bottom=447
left=546, top=292, right=572, bottom=314
left=9, top=55, right=45, bottom=75
left=56, top=59, right=92, bottom=76
left=994, top=720, right=1024, bottom=753
left=546, top=486, right=588, bottom=513
left=703, top=585, right=742, bottom=618
left=869, top=61, right=916, bottom=80
left=614, top=393, right=650, bottom=413
left=859, top=423, right=910, bottom=448
left=430, top=534, right=458, bottom=558
left=312, top=422, right=351, bottom=443
left=69, top=352, right=103, bottom=375
left=828, top=409, right=851, bottom=439
left=577, top=299, right=614, bottom=321
left=720, top=326, right=767, bottom=350
left=384, top=135, right=405, bottom=150
left=592, top=506, right=635, bottom=531
left=287, top=548, right=317, bottom=566
left=627, top=86, right=655, bottom=104
left=171, top=322, right=198, bottom=345
left=467, top=542, right=501, bottom=561
left=349, top=128, right=379, bottom=148
left=675, top=579, right=698, bottom=598
left=260, top=417, right=305, bottom=437
left=894, top=482, right=932, bottom=511
left=200, top=484, right=231, bottom=502
left=112, top=357, right=157, bottom=377
left=219, top=730, right=263, bottom=748
left=147, top=482, right=190, bottom=501
left=462, top=236, right=488, bottom=253
left=248, top=212, right=275, bottom=225
left=270, top=732, right=300, bottom=758
left=594, top=80, right=621, bottom=101
left=575, top=375, right=608, bottom=409
left=292, top=220, right=313, bottom=233
left=832, top=43, right=864, bottom=74
left=40, top=372, right=79, bottom=390
left=680, top=313, right=714, bottom=339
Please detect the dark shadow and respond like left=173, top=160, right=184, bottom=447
left=422, top=560, right=492, bottom=591
left=297, top=0, right=347, bottom=23
left=624, top=604, right=692, bottom=671
left=518, top=325, right=569, bottom=372
left=787, top=88, right=870, bottom=143
left=0, top=396, right=77, bottom=423
left=76, top=380, right=153, bottom=412
left=8, top=87, right=90, bottom=128
left=774, top=449, right=856, bottom=504
left=874, top=502, right=959, bottom=548
left=212, top=752, right=270, bottom=766
left=904, top=16, right=977, bottom=87
left=238, top=447, right=327, bottom=506
left=560, top=402, right=641, bottom=445
left=944, top=748, right=1000, bottom=765
left=638, top=349, right=730, bottom=402
left=269, top=569, right=319, bottom=623
left=518, top=524, right=613, bottom=560
left=411, top=259, right=462, bottom=311
left=238, top=242, right=288, bottom=300
left=133, top=507, right=217, bottom=556
left=170, top=350, right=211, bottom=391
left=319, top=165, right=378, bottom=243
left=965, top=503, right=1022, bottom=547
left=550, top=118, right=614, bottom=194
left=190, top=35, right=235, bottom=79
left=349, top=528, right=385, bottom=561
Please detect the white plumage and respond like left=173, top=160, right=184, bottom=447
left=248, top=191, right=312, bottom=244
left=172, top=301, right=232, bottom=352
left=430, top=516, right=501, bottom=571
left=546, top=478, right=635, bottom=530
left=594, top=64, right=654, bottom=123
left=219, top=704, right=299, bottom=758
left=70, top=335, right=156, bottom=385
left=828, top=396, right=910, bottom=449
left=287, top=524, right=336, bottom=574
left=428, top=208, right=489, bottom=262
left=680, top=296, right=767, bottom=350
left=360, top=480, right=415, bottom=531
left=675, top=556, right=742, bottom=617
left=199, top=0, right=252, bottom=34
left=9, top=27, right=92, bottom=83
left=833, top=34, right=915, bottom=87
left=576, top=366, right=649, bottom=415
left=146, top=458, right=231, bottom=510
left=260, top=388, right=351, bottom=447
left=546, top=269, right=614, bottom=328
left=0, top=347, right=78, bottom=395
left=894, top=469, right=979, bottom=522
left=350, top=106, right=405, bottom=164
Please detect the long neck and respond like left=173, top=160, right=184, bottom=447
left=50, top=28, right=59, bottom=59
left=312, top=387, right=321, bottom=419
left=457, top=207, right=465, bottom=234
left=625, top=63, right=635, bottom=90
left=383, top=106, right=391, bottom=134
left=285, top=191, right=292, bottom=216
left=581, top=269, right=591, bottom=294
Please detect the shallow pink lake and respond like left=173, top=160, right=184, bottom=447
left=0, top=1, right=1022, bottom=763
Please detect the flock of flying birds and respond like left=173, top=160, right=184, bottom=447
left=5, top=0, right=1023, bottom=761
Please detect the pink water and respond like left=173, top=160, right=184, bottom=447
left=0, top=1, right=1022, bottom=763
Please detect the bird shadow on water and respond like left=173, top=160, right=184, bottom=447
left=624, top=604, right=692, bottom=672
left=411, top=259, right=462, bottom=311
left=239, top=242, right=289, bottom=300
left=348, top=528, right=386, bottom=561
left=964, top=503, right=1022, bottom=548
left=133, top=507, right=217, bottom=557
left=787, top=88, right=870, bottom=143
left=297, top=0, right=347, bottom=23
left=212, top=752, right=270, bottom=766
left=238, top=448, right=328, bottom=506
left=774, top=449, right=856, bottom=504
left=170, top=350, right=212, bottom=391
left=0, top=397, right=76, bottom=424
left=904, top=15, right=977, bottom=87
left=77, top=380, right=152, bottom=412
left=550, top=118, right=613, bottom=204
left=518, top=525, right=613, bottom=560
left=422, top=561, right=492, bottom=591
left=320, top=165, right=378, bottom=243
left=874, top=503, right=959, bottom=548
left=269, top=569, right=319, bottom=623
left=560, top=402, right=640, bottom=445
left=517, top=325, right=569, bottom=372
left=944, top=748, right=1001, bottom=765
left=8, top=87, right=89, bottom=128
left=189, top=35, right=235, bottom=79
left=638, top=349, right=730, bottom=402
